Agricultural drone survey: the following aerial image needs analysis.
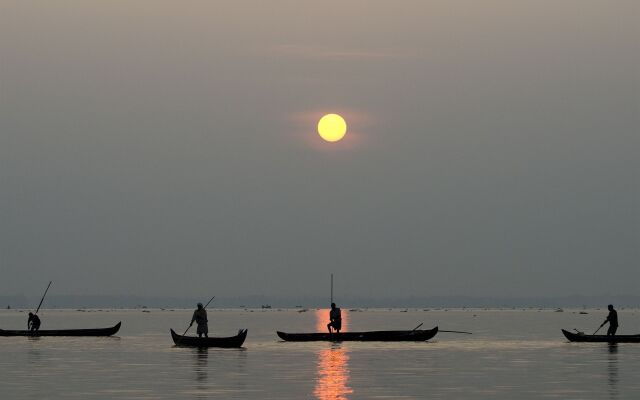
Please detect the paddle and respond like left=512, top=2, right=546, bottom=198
left=411, top=323, right=424, bottom=331
left=176, top=295, right=215, bottom=344
left=35, top=281, right=52, bottom=314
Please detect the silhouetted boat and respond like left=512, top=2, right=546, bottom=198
left=170, top=328, right=247, bottom=348
left=562, top=329, right=640, bottom=343
left=0, top=322, right=121, bottom=337
left=277, top=327, right=438, bottom=342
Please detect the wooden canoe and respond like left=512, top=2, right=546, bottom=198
left=562, top=329, right=640, bottom=343
left=277, top=326, right=438, bottom=342
left=0, top=322, right=121, bottom=337
left=170, top=328, right=247, bottom=348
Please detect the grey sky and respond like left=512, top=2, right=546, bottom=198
left=1, top=1, right=638, bottom=300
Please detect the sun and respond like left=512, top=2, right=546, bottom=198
left=318, top=114, right=347, bottom=142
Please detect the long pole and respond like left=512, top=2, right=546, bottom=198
left=35, top=281, right=52, bottom=314
left=177, top=295, right=215, bottom=343
left=439, top=330, right=473, bottom=334
left=328, top=274, right=335, bottom=334
left=330, top=274, right=333, bottom=304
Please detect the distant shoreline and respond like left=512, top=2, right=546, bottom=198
left=2, top=305, right=639, bottom=312
left=3, top=294, right=640, bottom=309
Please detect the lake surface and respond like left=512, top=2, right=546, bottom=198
left=1, top=308, right=640, bottom=399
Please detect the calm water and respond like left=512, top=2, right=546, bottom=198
left=1, top=308, right=640, bottom=399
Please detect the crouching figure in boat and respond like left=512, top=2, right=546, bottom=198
left=27, top=312, right=41, bottom=332
left=327, top=303, right=342, bottom=334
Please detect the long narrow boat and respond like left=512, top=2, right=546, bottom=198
left=277, top=326, right=438, bottom=342
left=0, top=322, right=121, bottom=337
left=562, top=329, right=640, bottom=343
left=170, top=328, right=247, bottom=348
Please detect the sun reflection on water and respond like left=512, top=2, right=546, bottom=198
left=313, top=309, right=352, bottom=399
left=314, top=345, right=353, bottom=400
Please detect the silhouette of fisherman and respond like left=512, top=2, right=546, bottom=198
left=327, top=302, right=342, bottom=334
left=190, top=302, right=208, bottom=338
left=599, top=304, right=619, bottom=336
left=27, top=312, right=41, bottom=332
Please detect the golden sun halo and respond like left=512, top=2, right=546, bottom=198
left=318, top=114, right=347, bottom=142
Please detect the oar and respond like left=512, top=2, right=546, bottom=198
left=439, top=330, right=473, bottom=334
left=35, top=281, right=52, bottom=314
left=176, top=295, right=215, bottom=345
left=411, top=323, right=424, bottom=331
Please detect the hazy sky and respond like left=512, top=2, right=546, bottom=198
left=1, top=1, right=638, bottom=299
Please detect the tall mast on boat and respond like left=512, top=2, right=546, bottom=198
left=330, top=273, right=333, bottom=304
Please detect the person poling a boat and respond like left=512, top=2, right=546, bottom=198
left=598, top=304, right=618, bottom=336
left=190, top=302, right=208, bottom=338
left=327, top=302, right=342, bottom=334
left=26, top=280, right=51, bottom=333
left=27, top=312, right=41, bottom=332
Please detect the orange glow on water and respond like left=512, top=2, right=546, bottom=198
left=314, top=346, right=353, bottom=400
left=315, top=308, right=349, bottom=332
left=313, top=309, right=352, bottom=398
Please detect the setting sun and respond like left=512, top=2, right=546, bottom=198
left=318, top=114, right=347, bottom=142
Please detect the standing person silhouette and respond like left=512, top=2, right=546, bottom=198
left=327, top=303, right=342, bottom=334
left=190, top=303, right=208, bottom=338
left=599, top=304, right=619, bottom=336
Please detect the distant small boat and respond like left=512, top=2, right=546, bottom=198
left=0, top=322, right=121, bottom=337
left=277, top=327, right=438, bottom=342
left=562, top=329, right=640, bottom=343
left=170, top=329, right=247, bottom=348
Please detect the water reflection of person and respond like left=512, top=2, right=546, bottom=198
left=190, top=347, right=209, bottom=400
left=195, top=348, right=208, bottom=383
left=607, top=344, right=618, bottom=400
left=191, top=346, right=248, bottom=399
